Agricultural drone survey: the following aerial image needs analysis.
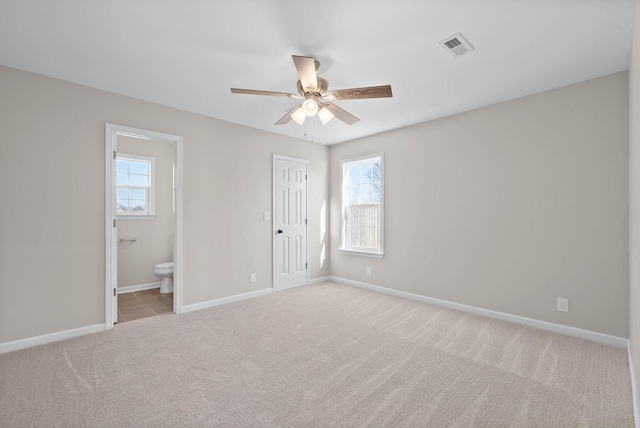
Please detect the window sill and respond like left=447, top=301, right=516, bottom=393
left=117, top=215, right=156, bottom=220
left=338, top=248, right=384, bottom=258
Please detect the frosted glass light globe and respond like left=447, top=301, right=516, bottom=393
left=301, top=98, right=318, bottom=116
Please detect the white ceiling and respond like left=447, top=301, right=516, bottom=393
left=0, top=0, right=635, bottom=145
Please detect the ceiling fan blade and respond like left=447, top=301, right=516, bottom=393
left=231, top=88, right=301, bottom=98
left=324, top=85, right=392, bottom=100
left=292, top=55, right=318, bottom=92
left=321, top=102, right=360, bottom=126
left=274, top=108, right=293, bottom=125
left=274, top=106, right=300, bottom=125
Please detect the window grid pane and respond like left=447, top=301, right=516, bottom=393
left=116, top=160, right=128, bottom=173
left=129, top=189, right=146, bottom=200
left=116, top=173, right=128, bottom=185
left=128, top=161, right=148, bottom=175
left=129, top=174, right=148, bottom=187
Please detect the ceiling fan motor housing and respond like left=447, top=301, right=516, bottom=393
left=297, top=77, right=329, bottom=97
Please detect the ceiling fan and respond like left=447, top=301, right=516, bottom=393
left=230, top=55, right=392, bottom=126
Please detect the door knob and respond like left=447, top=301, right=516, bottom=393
left=277, top=229, right=283, bottom=234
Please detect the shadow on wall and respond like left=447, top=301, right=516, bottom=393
left=320, top=200, right=326, bottom=269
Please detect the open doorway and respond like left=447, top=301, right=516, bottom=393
left=105, top=124, right=183, bottom=329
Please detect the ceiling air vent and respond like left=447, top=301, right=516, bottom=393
left=439, top=33, right=474, bottom=58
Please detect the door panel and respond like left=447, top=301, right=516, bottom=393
left=275, top=158, right=307, bottom=291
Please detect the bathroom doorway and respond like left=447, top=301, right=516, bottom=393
left=105, top=124, right=183, bottom=329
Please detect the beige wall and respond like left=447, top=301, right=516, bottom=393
left=0, top=62, right=630, bottom=344
left=116, top=136, right=174, bottom=288
left=0, top=65, right=329, bottom=343
left=629, top=0, right=640, bottom=412
left=329, top=72, right=629, bottom=337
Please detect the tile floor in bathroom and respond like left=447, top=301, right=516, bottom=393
left=117, top=288, right=173, bottom=323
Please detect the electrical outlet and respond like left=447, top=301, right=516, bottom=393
left=250, top=273, right=256, bottom=283
left=366, top=267, right=372, bottom=276
left=557, top=298, right=569, bottom=312
left=263, top=211, right=270, bottom=221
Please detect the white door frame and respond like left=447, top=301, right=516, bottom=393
left=105, top=124, right=184, bottom=329
left=272, top=154, right=309, bottom=291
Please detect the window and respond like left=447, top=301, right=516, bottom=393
left=340, top=154, right=384, bottom=256
left=116, top=153, right=155, bottom=217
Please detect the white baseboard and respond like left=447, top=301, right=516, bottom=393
left=0, top=323, right=106, bottom=355
left=180, top=288, right=273, bottom=314
left=1, top=286, right=272, bottom=354
left=309, top=276, right=330, bottom=285
left=329, top=276, right=628, bottom=348
left=117, top=282, right=161, bottom=294
left=629, top=344, right=640, bottom=428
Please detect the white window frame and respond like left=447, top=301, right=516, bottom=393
left=116, top=153, right=156, bottom=219
left=339, top=153, right=384, bottom=258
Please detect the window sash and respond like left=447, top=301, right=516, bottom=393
left=344, top=203, right=381, bottom=251
left=116, top=186, right=149, bottom=213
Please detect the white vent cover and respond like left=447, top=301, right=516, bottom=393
left=439, top=33, right=475, bottom=58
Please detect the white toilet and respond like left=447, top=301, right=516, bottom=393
left=153, top=262, right=174, bottom=293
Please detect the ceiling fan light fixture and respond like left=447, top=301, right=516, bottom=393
left=291, top=107, right=306, bottom=125
left=301, top=98, right=318, bottom=116
left=318, top=106, right=334, bottom=125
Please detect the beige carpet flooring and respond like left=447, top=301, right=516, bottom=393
left=0, top=282, right=634, bottom=427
